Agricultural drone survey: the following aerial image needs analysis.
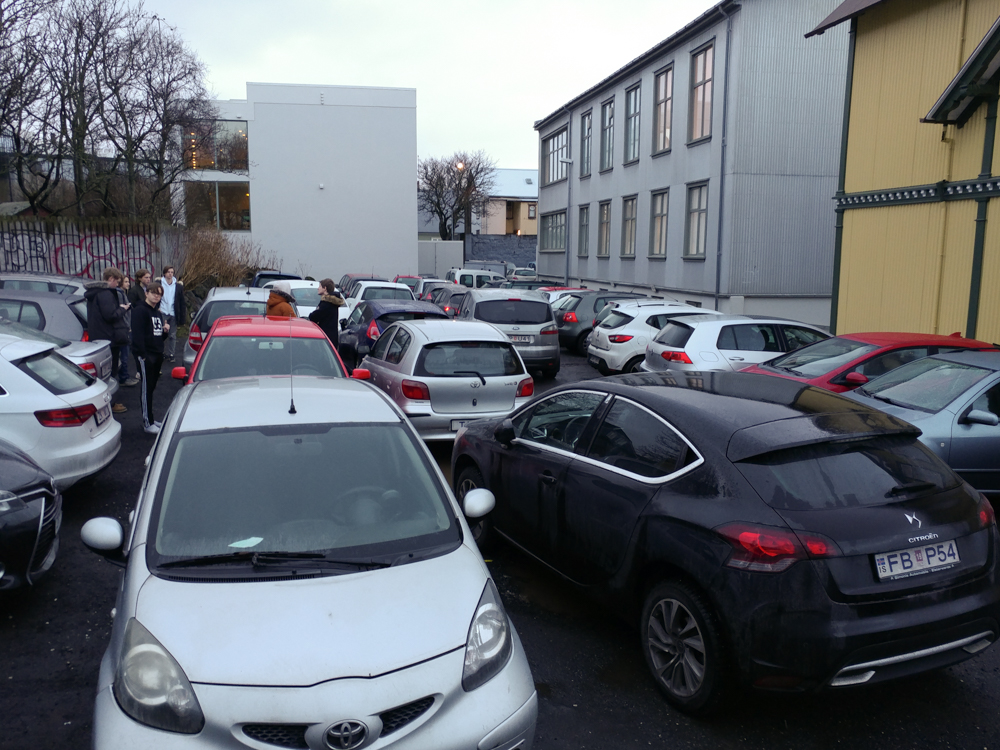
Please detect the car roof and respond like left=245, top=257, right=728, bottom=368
left=922, top=348, right=1000, bottom=371
left=265, top=279, right=319, bottom=289
left=0, top=271, right=85, bottom=282
left=0, top=333, right=57, bottom=360
left=661, top=313, right=795, bottom=325
left=209, top=316, right=327, bottom=338
left=361, top=299, right=448, bottom=315
left=465, top=288, right=547, bottom=301
left=397, top=319, right=509, bottom=343
left=176, top=377, right=400, bottom=433
left=0, top=288, right=77, bottom=302
left=205, top=287, right=270, bottom=302
left=611, top=300, right=712, bottom=314
left=354, top=281, right=411, bottom=291
left=839, top=331, right=995, bottom=348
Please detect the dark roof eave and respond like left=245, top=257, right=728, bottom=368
left=805, top=0, right=887, bottom=38
left=534, top=0, right=741, bottom=132
left=923, top=15, right=1000, bottom=125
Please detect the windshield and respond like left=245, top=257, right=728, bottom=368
left=415, top=341, right=525, bottom=377
left=290, top=287, right=320, bottom=305
left=0, top=317, right=70, bottom=347
left=475, top=299, right=551, bottom=325
left=194, top=336, right=345, bottom=380
left=362, top=287, right=412, bottom=301
left=767, top=337, right=878, bottom=377
left=736, top=435, right=958, bottom=511
left=202, top=300, right=268, bottom=328
left=150, top=423, right=458, bottom=566
left=859, top=358, right=992, bottom=413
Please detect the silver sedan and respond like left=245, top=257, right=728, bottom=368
left=358, top=319, right=536, bottom=441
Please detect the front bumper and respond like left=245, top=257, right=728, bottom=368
left=94, top=630, right=537, bottom=749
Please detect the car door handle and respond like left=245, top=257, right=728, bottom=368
left=728, top=356, right=745, bottom=361
left=540, top=472, right=556, bottom=485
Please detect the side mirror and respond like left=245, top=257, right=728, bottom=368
left=171, top=366, right=187, bottom=380
left=351, top=368, right=371, bottom=380
left=462, top=488, right=495, bottom=519
left=494, top=418, right=515, bottom=447
left=964, top=409, right=1000, bottom=426
left=843, top=371, right=869, bottom=386
left=81, top=517, right=126, bottom=567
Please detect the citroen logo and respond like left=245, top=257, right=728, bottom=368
left=905, top=513, right=921, bottom=529
left=325, top=720, right=367, bottom=749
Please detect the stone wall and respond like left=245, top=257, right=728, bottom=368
left=466, top=234, right=537, bottom=269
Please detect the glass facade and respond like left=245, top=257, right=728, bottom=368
left=185, top=182, right=251, bottom=231
left=185, top=120, right=249, bottom=171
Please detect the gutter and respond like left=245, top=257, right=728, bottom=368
left=830, top=18, right=858, bottom=335
left=713, top=7, right=735, bottom=310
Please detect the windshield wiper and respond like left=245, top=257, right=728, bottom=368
left=158, top=550, right=327, bottom=569
left=454, top=370, right=486, bottom=385
left=886, top=481, right=937, bottom=497
left=868, top=392, right=904, bottom=407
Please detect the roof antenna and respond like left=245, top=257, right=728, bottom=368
left=288, top=315, right=296, bottom=414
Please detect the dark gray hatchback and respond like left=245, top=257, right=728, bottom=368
left=452, top=371, right=1000, bottom=713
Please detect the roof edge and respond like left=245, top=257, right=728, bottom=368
left=923, top=14, right=1000, bottom=125
left=805, top=0, right=887, bottom=38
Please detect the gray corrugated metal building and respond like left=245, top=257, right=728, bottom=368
left=533, top=0, right=849, bottom=326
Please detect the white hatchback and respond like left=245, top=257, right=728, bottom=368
left=0, top=335, right=121, bottom=490
left=341, top=281, right=415, bottom=322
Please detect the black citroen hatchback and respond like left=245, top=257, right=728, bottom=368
left=451, top=370, right=1000, bottom=713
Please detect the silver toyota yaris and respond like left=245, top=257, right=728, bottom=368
left=81, top=376, right=537, bottom=749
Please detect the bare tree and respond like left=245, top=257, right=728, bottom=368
left=417, top=151, right=497, bottom=240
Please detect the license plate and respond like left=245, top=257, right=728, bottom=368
left=588, top=354, right=601, bottom=366
left=95, top=405, right=111, bottom=426
left=451, top=419, right=471, bottom=431
left=508, top=335, right=531, bottom=343
left=875, top=539, right=960, bottom=580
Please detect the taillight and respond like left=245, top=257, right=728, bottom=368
left=659, top=350, right=694, bottom=364
left=35, top=404, right=98, bottom=427
left=443, top=306, right=453, bottom=314
left=189, top=323, right=204, bottom=351
left=562, top=312, right=578, bottom=323
left=79, top=362, right=97, bottom=374
left=716, top=523, right=840, bottom=573
left=541, top=325, right=558, bottom=335
left=979, top=494, right=996, bottom=528
left=81, top=330, right=90, bottom=342
left=608, top=334, right=633, bottom=344
left=516, top=377, right=534, bottom=397
left=366, top=319, right=380, bottom=340
left=401, top=380, right=430, bottom=400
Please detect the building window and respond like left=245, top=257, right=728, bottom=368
left=624, top=86, right=640, bottom=163
left=185, top=120, right=249, bottom=171
left=691, top=45, right=714, bottom=141
left=621, top=196, right=637, bottom=256
left=580, top=112, right=592, bottom=177
left=653, top=67, right=673, bottom=153
left=685, top=183, right=708, bottom=258
left=542, top=129, right=568, bottom=185
left=597, top=201, right=611, bottom=257
left=540, top=211, right=567, bottom=251
left=184, top=181, right=251, bottom=231
left=600, top=100, right=614, bottom=171
left=578, top=205, right=590, bottom=257
left=528, top=204, right=537, bottom=219
left=650, top=190, right=668, bottom=256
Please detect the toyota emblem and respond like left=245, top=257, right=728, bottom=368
left=325, top=720, right=368, bottom=749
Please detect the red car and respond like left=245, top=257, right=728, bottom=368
left=172, top=316, right=350, bottom=385
left=742, top=331, right=997, bottom=392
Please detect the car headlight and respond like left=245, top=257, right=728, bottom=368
left=0, top=491, right=26, bottom=515
left=462, top=579, right=513, bottom=691
left=113, top=618, right=205, bottom=734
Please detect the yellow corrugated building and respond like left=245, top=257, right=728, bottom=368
left=809, top=0, right=1000, bottom=342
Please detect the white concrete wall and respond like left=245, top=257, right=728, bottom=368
left=216, top=83, right=417, bottom=279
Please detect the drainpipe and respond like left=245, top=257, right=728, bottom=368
left=967, top=91, right=997, bottom=338
left=562, top=105, right=573, bottom=286
left=713, top=7, right=734, bottom=311
left=830, top=18, right=858, bottom=335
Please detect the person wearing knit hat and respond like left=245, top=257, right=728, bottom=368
left=267, top=281, right=296, bottom=317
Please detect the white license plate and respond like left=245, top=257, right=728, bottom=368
left=95, top=405, right=111, bottom=426
left=588, top=354, right=601, bottom=366
left=875, top=539, right=960, bottom=580
left=451, top=419, right=471, bottom=431
left=508, top=335, right=531, bottom=343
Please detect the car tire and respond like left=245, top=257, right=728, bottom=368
left=640, top=581, right=729, bottom=715
left=623, top=355, right=644, bottom=374
left=541, top=365, right=560, bottom=379
left=575, top=330, right=591, bottom=356
left=455, top=465, right=494, bottom=552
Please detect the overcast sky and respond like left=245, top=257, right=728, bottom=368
left=140, top=0, right=719, bottom=169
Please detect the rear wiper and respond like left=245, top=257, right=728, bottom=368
left=886, top=481, right=937, bottom=497
left=454, top=370, right=486, bottom=385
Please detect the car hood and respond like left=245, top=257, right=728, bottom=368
left=133, top=543, right=487, bottom=686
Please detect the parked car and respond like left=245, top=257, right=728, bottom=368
left=588, top=301, right=723, bottom=375
left=640, top=314, right=830, bottom=374
left=341, top=281, right=414, bottom=322
left=391, top=274, right=422, bottom=292
left=263, top=279, right=321, bottom=316
left=457, top=289, right=560, bottom=378
left=451, top=370, right=1000, bottom=713
left=172, top=316, right=347, bottom=385
left=182, top=287, right=269, bottom=369
left=554, top=290, right=649, bottom=355
left=0, top=317, right=117, bottom=396
left=0, top=271, right=88, bottom=295
left=537, top=286, right=588, bottom=304
left=0, top=437, right=61, bottom=592
left=444, top=268, right=507, bottom=288
left=510, top=267, right=537, bottom=281
left=358, top=319, right=535, bottom=441
left=338, top=299, right=448, bottom=373
left=843, top=349, right=1000, bottom=503
left=498, top=280, right=550, bottom=290
left=430, top=284, right=471, bottom=318
left=0, top=288, right=90, bottom=340
left=338, top=274, right=387, bottom=298
left=0, top=335, right=121, bottom=490
left=741, top=331, right=996, bottom=392
left=415, top=279, right=450, bottom=301
left=80, top=376, right=537, bottom=748
left=250, top=270, right=301, bottom=287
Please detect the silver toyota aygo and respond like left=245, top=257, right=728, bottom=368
left=81, top=376, right=537, bottom=750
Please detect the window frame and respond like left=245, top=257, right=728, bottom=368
left=597, top=201, right=612, bottom=258
left=684, top=182, right=709, bottom=259
left=580, top=111, right=592, bottom=178
left=653, top=65, right=674, bottom=155
left=624, top=85, right=641, bottom=164
left=542, top=128, right=568, bottom=185
left=600, top=99, right=615, bottom=172
left=540, top=211, right=567, bottom=252
left=578, top=205, right=590, bottom=258
left=689, top=42, right=714, bottom=143
left=649, top=189, right=669, bottom=258
left=620, top=195, right=637, bottom=258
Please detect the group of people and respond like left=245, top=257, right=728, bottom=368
left=83, top=266, right=185, bottom=435
left=267, top=278, right=346, bottom=349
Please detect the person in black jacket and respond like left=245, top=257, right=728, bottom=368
left=308, top=278, right=345, bottom=349
left=132, top=282, right=170, bottom=434
left=84, top=267, right=130, bottom=413
left=128, top=269, right=151, bottom=377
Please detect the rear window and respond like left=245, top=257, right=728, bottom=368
left=552, top=295, right=580, bottom=312
left=18, top=350, right=94, bottom=394
left=378, top=311, right=446, bottom=325
left=194, top=336, right=345, bottom=381
left=201, top=300, right=268, bottom=328
left=599, top=310, right=634, bottom=330
left=0, top=279, right=51, bottom=292
left=0, top=318, right=70, bottom=347
left=415, top=341, right=524, bottom=377
left=362, top=287, right=412, bottom=301
left=654, top=321, right=694, bottom=348
left=290, top=287, right=319, bottom=305
left=736, top=435, right=958, bottom=511
left=69, top=298, right=89, bottom=327
left=475, top=299, right=551, bottom=325
left=859, top=358, right=992, bottom=413
left=768, top=337, right=878, bottom=378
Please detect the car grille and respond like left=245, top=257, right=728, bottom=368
left=26, top=488, right=59, bottom=577
left=379, top=695, right=434, bottom=735
left=242, top=724, right=309, bottom=748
